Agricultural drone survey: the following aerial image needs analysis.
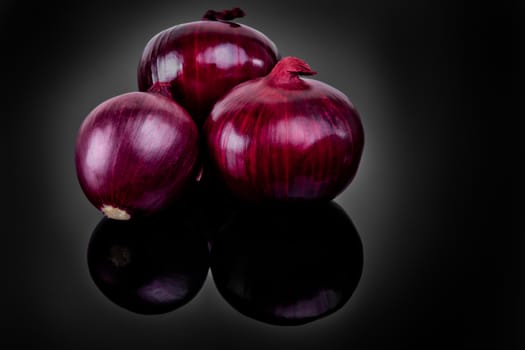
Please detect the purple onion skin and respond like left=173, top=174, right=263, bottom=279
left=75, top=92, right=199, bottom=220
left=204, top=57, right=364, bottom=202
left=210, top=201, right=363, bottom=325
left=137, top=8, right=279, bottom=125
left=87, top=213, right=209, bottom=315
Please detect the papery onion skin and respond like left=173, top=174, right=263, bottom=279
left=204, top=56, right=364, bottom=202
left=87, top=214, right=209, bottom=315
left=75, top=92, right=199, bottom=220
left=137, top=8, right=279, bottom=125
left=210, top=201, right=363, bottom=325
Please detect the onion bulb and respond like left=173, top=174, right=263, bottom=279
left=75, top=92, right=199, bottom=220
left=204, top=56, right=364, bottom=202
left=137, top=7, right=279, bottom=125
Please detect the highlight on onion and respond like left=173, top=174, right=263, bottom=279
left=75, top=92, right=199, bottom=220
left=137, top=7, right=279, bottom=125
left=204, top=56, right=364, bottom=202
left=209, top=201, right=363, bottom=325
left=87, top=213, right=209, bottom=315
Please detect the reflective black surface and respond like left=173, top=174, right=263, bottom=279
left=87, top=214, right=209, bottom=315
left=210, top=202, right=362, bottom=325
left=86, top=201, right=363, bottom=324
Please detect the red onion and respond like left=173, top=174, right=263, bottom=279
left=204, top=56, right=364, bottom=202
left=137, top=7, right=279, bottom=125
left=75, top=92, right=199, bottom=220
left=210, top=202, right=363, bottom=325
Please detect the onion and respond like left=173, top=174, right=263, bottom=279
left=204, top=56, right=364, bottom=202
left=75, top=92, right=199, bottom=220
left=137, top=7, right=279, bottom=125
left=210, top=202, right=363, bottom=325
left=87, top=213, right=209, bottom=315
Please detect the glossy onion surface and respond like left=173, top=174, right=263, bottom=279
left=87, top=213, right=209, bottom=314
left=210, top=202, right=363, bottom=325
left=204, top=57, right=364, bottom=202
left=137, top=8, right=279, bottom=124
left=75, top=92, right=199, bottom=220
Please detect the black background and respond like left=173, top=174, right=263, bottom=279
left=0, top=0, right=518, bottom=349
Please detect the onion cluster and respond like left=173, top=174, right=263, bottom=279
left=75, top=8, right=364, bottom=220
left=76, top=8, right=366, bottom=323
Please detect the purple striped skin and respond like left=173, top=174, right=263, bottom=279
left=75, top=92, right=199, bottom=220
left=204, top=57, right=364, bottom=202
left=137, top=11, right=279, bottom=126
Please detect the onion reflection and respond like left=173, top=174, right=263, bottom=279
left=210, top=201, right=363, bottom=325
left=87, top=213, right=209, bottom=315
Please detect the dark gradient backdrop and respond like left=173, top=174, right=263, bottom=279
left=0, top=1, right=513, bottom=349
